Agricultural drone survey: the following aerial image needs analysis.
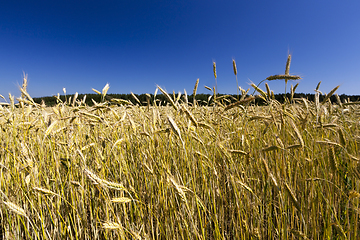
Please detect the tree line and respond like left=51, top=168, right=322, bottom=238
left=32, top=92, right=360, bottom=107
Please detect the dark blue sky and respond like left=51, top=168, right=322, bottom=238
left=1, top=0, right=360, bottom=99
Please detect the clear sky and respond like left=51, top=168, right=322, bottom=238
left=1, top=0, right=360, bottom=99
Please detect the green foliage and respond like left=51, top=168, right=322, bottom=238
left=33, top=92, right=360, bottom=107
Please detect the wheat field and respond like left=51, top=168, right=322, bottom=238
left=0, top=58, right=360, bottom=239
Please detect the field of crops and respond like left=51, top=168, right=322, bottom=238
left=1, top=59, right=360, bottom=239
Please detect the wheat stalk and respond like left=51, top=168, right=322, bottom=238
left=182, top=105, right=198, bottom=127
left=168, top=175, right=187, bottom=202
left=157, top=85, right=178, bottom=111
left=251, top=83, right=267, bottom=101
left=101, top=179, right=127, bottom=191
left=33, top=187, right=59, bottom=196
left=232, top=59, right=237, bottom=76
left=103, top=221, right=122, bottom=229
left=3, top=201, right=27, bottom=217
left=228, top=149, right=248, bottom=155
left=337, top=128, right=346, bottom=147
left=265, top=83, right=271, bottom=99
left=44, top=119, right=58, bottom=136
left=204, top=85, right=212, bottom=91
left=335, top=94, right=343, bottom=108
left=289, top=119, right=304, bottom=147
left=328, top=146, right=338, bottom=173
left=72, top=92, right=78, bottom=106
left=111, top=197, right=132, bottom=203
left=266, top=74, right=301, bottom=81
left=193, top=78, right=199, bottom=107
left=167, top=115, right=184, bottom=145
left=284, top=182, right=301, bottom=212
left=193, top=151, right=209, bottom=161
left=84, top=168, right=126, bottom=191
left=233, top=59, right=239, bottom=98
left=213, top=61, right=217, bottom=94
left=21, top=72, right=28, bottom=99
left=285, top=54, right=291, bottom=75
left=131, top=92, right=141, bottom=105
left=321, top=85, right=340, bottom=105
left=102, top=83, right=110, bottom=101
left=183, top=89, right=188, bottom=105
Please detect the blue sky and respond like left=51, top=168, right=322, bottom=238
left=1, top=0, right=360, bottom=99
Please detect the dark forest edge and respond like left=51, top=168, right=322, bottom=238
left=33, top=92, right=360, bottom=107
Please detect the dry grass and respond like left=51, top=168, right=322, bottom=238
left=0, top=58, right=359, bottom=239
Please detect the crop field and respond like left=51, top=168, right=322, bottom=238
left=1, top=59, right=360, bottom=239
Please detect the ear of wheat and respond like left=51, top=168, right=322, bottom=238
left=3, top=201, right=27, bottom=217
left=157, top=85, right=179, bottom=111
left=167, top=115, right=184, bottom=145
left=103, top=221, right=122, bottom=229
left=213, top=61, right=217, bottom=93
left=285, top=54, right=291, bottom=75
left=193, top=78, right=199, bottom=107
left=233, top=59, right=239, bottom=98
left=232, top=59, right=237, bottom=76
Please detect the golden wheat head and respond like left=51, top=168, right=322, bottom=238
left=232, top=59, right=237, bottom=76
